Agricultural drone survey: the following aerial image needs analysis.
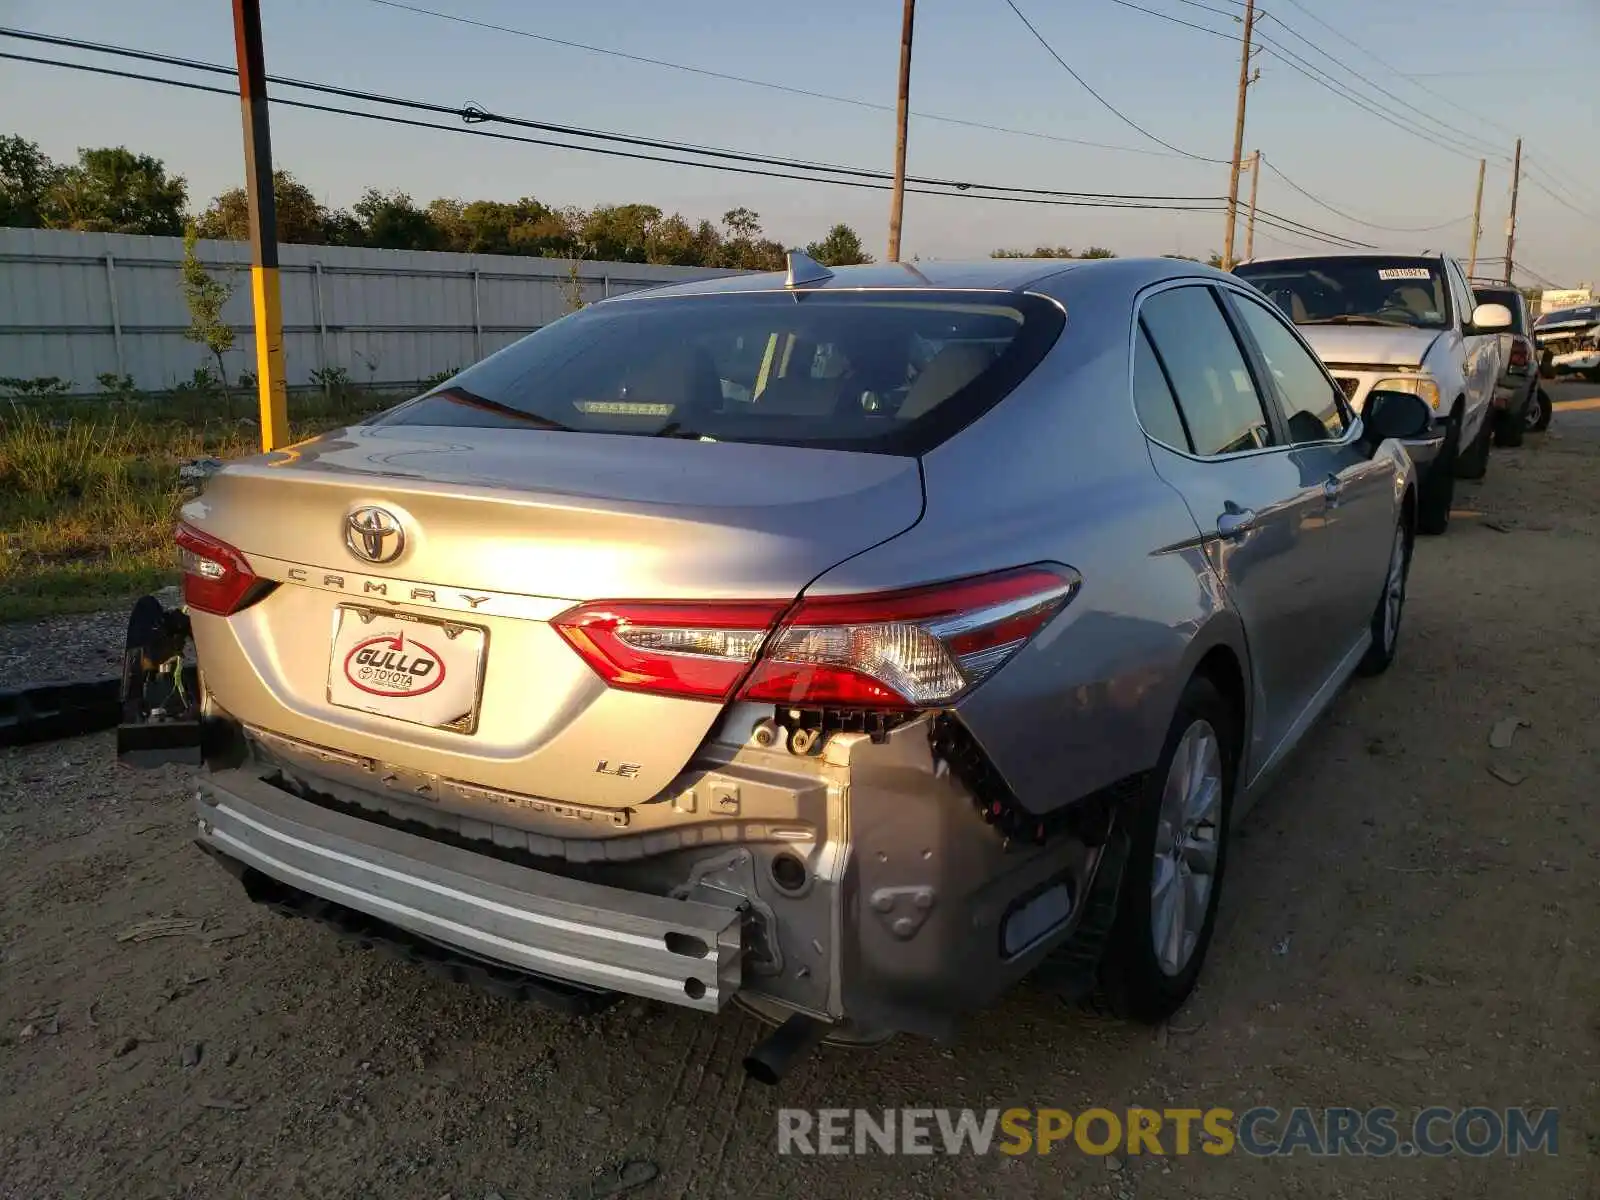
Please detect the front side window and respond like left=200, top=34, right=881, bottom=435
left=1139, top=286, right=1274, bottom=457
left=1231, top=293, right=1351, bottom=443
left=375, top=290, right=1065, bottom=455
left=1235, top=256, right=1453, bottom=331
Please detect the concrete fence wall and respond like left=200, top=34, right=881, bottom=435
left=0, top=228, right=737, bottom=395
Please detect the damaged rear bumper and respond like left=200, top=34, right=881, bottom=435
left=195, top=768, right=744, bottom=1010
left=194, top=712, right=1119, bottom=1038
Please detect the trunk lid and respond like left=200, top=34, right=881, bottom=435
left=188, top=425, right=924, bottom=810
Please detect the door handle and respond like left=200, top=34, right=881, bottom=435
left=1217, top=507, right=1257, bottom=539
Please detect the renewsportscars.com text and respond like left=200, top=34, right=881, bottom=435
left=777, top=1106, right=1559, bottom=1158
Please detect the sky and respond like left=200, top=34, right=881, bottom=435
left=2, top=0, right=1597, bottom=285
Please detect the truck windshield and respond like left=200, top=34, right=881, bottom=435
left=1235, top=257, right=1452, bottom=330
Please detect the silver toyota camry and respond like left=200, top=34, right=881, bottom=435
left=155, top=254, right=1437, bottom=1081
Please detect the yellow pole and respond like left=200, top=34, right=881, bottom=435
left=232, top=0, right=290, bottom=450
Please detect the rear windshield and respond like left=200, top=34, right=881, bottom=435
left=376, top=290, right=1064, bottom=455
left=1235, top=256, right=1452, bottom=330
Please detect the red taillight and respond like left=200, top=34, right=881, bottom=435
left=552, top=601, right=787, bottom=699
left=175, top=522, right=265, bottom=615
left=553, top=566, right=1079, bottom=709
left=1510, top=341, right=1530, bottom=367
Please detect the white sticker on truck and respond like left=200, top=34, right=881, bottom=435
left=1378, top=268, right=1433, bottom=280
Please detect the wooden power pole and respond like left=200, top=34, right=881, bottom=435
left=1503, top=137, right=1522, bottom=286
left=1466, top=158, right=1485, bottom=278
left=231, top=0, right=289, bottom=451
left=1243, top=150, right=1261, bottom=262
left=886, top=0, right=916, bottom=262
left=1221, top=0, right=1258, bottom=271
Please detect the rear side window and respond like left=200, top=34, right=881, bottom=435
left=1140, top=286, right=1274, bottom=456
left=1133, top=325, right=1191, bottom=450
left=376, top=290, right=1065, bottom=455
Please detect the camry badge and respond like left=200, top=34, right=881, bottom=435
left=345, top=507, right=405, bottom=564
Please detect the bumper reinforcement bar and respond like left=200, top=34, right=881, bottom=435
left=196, top=769, right=744, bottom=1011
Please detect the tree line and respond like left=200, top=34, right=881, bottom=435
left=0, top=134, right=873, bottom=268
left=1, top=133, right=1229, bottom=269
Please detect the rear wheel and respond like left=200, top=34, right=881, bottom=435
left=1456, top=410, right=1490, bottom=480
left=1095, top=676, right=1237, bottom=1023
left=1416, top=413, right=1459, bottom=535
left=1357, top=518, right=1411, bottom=676
left=1528, top=386, right=1553, bottom=433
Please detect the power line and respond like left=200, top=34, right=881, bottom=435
left=1, top=44, right=1376, bottom=250
left=1259, top=159, right=1469, bottom=233
left=1518, top=163, right=1600, bottom=222
left=0, top=48, right=1243, bottom=217
left=1000, top=0, right=1227, bottom=163
left=0, top=28, right=1225, bottom=205
left=1259, top=14, right=1501, bottom=160
left=357, top=0, right=1199, bottom=161
left=1251, top=32, right=1491, bottom=165
left=1098, top=0, right=1239, bottom=42
left=1086, top=0, right=1501, bottom=170
left=1270, top=0, right=1519, bottom=145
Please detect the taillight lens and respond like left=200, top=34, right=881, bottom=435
left=552, top=601, right=787, bottom=699
left=553, top=566, right=1079, bottom=709
left=175, top=522, right=266, bottom=615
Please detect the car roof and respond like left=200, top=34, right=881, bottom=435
left=605, top=256, right=1236, bottom=303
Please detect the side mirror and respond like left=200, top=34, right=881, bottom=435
left=1471, top=302, right=1513, bottom=331
left=1363, top=389, right=1434, bottom=443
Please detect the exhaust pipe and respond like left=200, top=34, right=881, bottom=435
left=743, top=1013, right=828, bottom=1086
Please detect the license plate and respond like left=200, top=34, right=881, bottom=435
left=327, top=606, right=487, bottom=732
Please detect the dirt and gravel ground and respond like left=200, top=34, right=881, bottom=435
left=3, top=387, right=1598, bottom=1200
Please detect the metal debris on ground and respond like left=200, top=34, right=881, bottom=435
left=1488, top=716, right=1529, bottom=749
left=116, top=917, right=204, bottom=943
left=178, top=458, right=226, bottom=485
left=1271, top=935, right=1292, bottom=956
left=198, top=1097, right=250, bottom=1112
left=568, top=1159, right=659, bottom=1200
left=1488, top=765, right=1527, bottom=787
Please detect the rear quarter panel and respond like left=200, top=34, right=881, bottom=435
left=803, top=277, right=1245, bottom=816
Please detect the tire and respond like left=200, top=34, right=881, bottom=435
left=1356, top=517, right=1412, bottom=677
left=1456, top=410, right=1490, bottom=480
left=1528, top=385, right=1553, bottom=433
left=1094, top=675, right=1239, bottom=1024
left=1416, top=413, right=1459, bottom=535
left=1494, top=390, right=1527, bottom=448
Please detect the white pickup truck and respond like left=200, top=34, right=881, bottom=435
left=1234, top=252, right=1510, bottom=536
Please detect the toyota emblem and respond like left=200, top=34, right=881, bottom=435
left=345, top=507, right=405, bottom=564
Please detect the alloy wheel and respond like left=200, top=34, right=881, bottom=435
left=1151, top=721, right=1223, bottom=977
left=1382, top=525, right=1406, bottom=651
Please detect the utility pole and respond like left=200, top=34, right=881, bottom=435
left=1466, top=157, right=1485, bottom=278
left=1503, top=137, right=1522, bottom=286
left=1243, top=150, right=1261, bottom=262
left=886, top=0, right=915, bottom=262
left=231, top=0, right=289, bottom=451
left=1221, top=0, right=1258, bottom=271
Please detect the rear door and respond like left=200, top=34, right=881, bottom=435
left=1224, top=286, right=1393, bottom=662
left=1133, top=283, right=1333, bottom=769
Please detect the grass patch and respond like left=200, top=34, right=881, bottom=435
left=0, top=390, right=400, bottom=623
